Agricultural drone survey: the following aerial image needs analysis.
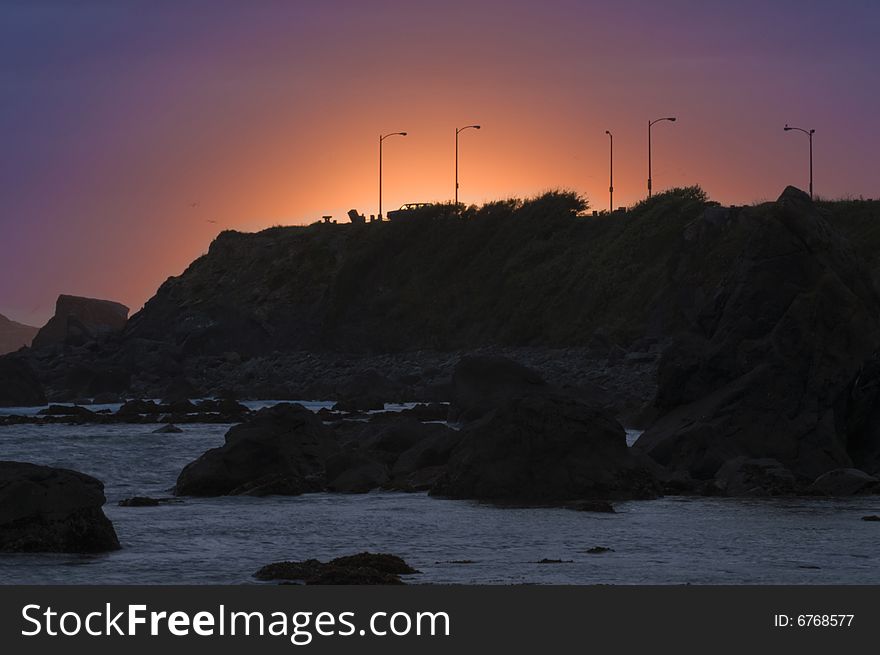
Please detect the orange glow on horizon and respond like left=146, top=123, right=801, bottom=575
left=2, top=1, right=878, bottom=326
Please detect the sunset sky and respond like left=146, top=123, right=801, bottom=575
left=1, top=0, right=878, bottom=326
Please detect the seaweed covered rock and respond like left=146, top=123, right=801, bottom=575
left=254, top=552, right=418, bottom=585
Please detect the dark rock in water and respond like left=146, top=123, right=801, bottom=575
left=861, top=515, right=880, bottom=522
left=433, top=363, right=659, bottom=502
left=636, top=188, right=880, bottom=485
left=585, top=546, right=614, bottom=554
left=449, top=355, right=547, bottom=423
left=0, top=461, right=120, bottom=552
left=0, top=356, right=46, bottom=407
left=174, top=403, right=340, bottom=496
left=118, top=496, right=160, bottom=507
left=163, top=399, right=196, bottom=415
left=117, top=399, right=161, bottom=416
left=332, top=396, right=384, bottom=413
left=328, top=416, right=462, bottom=492
left=254, top=552, right=417, bottom=585
left=31, top=295, right=129, bottom=350
left=713, top=457, right=797, bottom=497
left=357, top=418, right=435, bottom=457
left=194, top=398, right=250, bottom=416
left=153, top=424, right=183, bottom=434
left=570, top=500, right=616, bottom=513
left=808, top=469, right=879, bottom=496
left=398, top=402, right=450, bottom=422
left=389, top=424, right=463, bottom=491
left=535, top=558, right=572, bottom=564
left=325, top=452, right=389, bottom=493
left=331, top=552, right=418, bottom=574
left=38, top=404, right=96, bottom=418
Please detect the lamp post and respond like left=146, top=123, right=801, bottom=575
left=379, top=131, right=407, bottom=219
left=648, top=116, right=676, bottom=198
left=455, top=125, right=480, bottom=207
left=605, top=130, right=613, bottom=213
left=784, top=124, right=815, bottom=199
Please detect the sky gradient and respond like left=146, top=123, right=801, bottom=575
left=1, top=0, right=879, bottom=325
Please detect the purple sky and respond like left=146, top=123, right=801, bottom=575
left=1, top=0, right=878, bottom=326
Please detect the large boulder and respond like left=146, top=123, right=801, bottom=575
left=433, top=359, right=659, bottom=502
left=0, top=461, right=120, bottom=552
left=0, top=356, right=46, bottom=407
left=808, top=468, right=879, bottom=496
left=449, top=355, right=548, bottom=422
left=636, top=188, right=880, bottom=484
left=175, top=403, right=340, bottom=496
left=32, top=295, right=129, bottom=350
left=389, top=424, right=463, bottom=491
left=712, top=457, right=797, bottom=496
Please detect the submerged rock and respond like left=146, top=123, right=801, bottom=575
left=570, top=500, right=616, bottom=513
left=254, top=552, right=418, bottom=585
left=38, top=404, right=96, bottom=418
left=153, top=424, right=183, bottom=434
left=118, top=496, right=160, bottom=507
left=0, top=461, right=120, bottom=553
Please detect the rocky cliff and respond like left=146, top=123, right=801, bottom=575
left=32, top=295, right=129, bottom=350
left=633, top=187, right=880, bottom=488
left=0, top=314, right=37, bottom=355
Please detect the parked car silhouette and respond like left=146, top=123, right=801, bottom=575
left=386, top=203, right=434, bottom=221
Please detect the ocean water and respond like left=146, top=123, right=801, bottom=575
left=1, top=418, right=880, bottom=585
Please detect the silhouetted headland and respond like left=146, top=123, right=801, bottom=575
left=3, top=186, right=880, bottom=502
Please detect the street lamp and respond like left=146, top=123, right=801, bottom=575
left=455, top=125, right=481, bottom=206
left=605, top=130, right=613, bottom=213
left=379, top=131, right=407, bottom=219
left=648, top=116, right=676, bottom=198
left=784, top=124, right=815, bottom=199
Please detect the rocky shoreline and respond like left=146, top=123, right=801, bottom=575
left=4, top=187, right=880, bottom=561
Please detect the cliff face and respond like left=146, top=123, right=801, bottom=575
left=125, top=190, right=715, bottom=356
left=0, top=314, right=38, bottom=355
left=32, top=295, right=129, bottom=350
left=634, top=187, right=880, bottom=482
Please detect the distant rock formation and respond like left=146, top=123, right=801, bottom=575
left=31, top=295, right=129, bottom=350
left=0, top=314, right=38, bottom=355
left=0, top=461, right=120, bottom=553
